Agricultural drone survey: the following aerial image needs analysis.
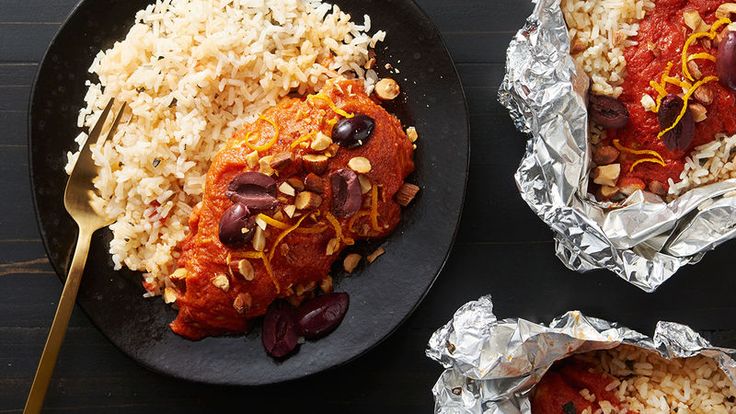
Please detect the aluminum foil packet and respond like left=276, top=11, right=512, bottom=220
left=497, top=0, right=736, bottom=291
left=427, top=295, right=736, bottom=413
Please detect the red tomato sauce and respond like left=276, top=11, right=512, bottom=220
left=604, top=0, right=736, bottom=191
left=532, top=359, right=632, bottom=414
left=169, top=80, right=415, bottom=340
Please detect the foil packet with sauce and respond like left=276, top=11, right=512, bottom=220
left=427, top=295, right=736, bottom=413
left=497, top=0, right=736, bottom=291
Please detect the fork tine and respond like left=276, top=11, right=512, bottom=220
left=86, top=98, right=115, bottom=148
left=100, top=102, right=126, bottom=146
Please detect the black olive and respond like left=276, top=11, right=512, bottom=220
left=218, top=203, right=255, bottom=247
left=658, top=94, right=694, bottom=151
left=718, top=29, right=736, bottom=91
left=332, top=114, right=375, bottom=148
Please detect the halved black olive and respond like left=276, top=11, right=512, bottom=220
left=330, top=168, right=362, bottom=218
left=218, top=203, right=255, bottom=247
left=588, top=94, right=629, bottom=129
left=226, top=172, right=278, bottom=211
left=332, top=114, right=375, bottom=148
left=658, top=94, right=694, bottom=151
left=718, top=29, right=736, bottom=91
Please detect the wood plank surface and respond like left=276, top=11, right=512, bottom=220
left=1, top=0, right=734, bottom=413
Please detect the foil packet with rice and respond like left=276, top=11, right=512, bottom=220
left=498, top=0, right=736, bottom=291
left=427, top=296, right=736, bottom=414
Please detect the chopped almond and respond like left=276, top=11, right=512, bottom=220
left=284, top=204, right=296, bottom=218
left=286, top=177, right=305, bottom=191
left=304, top=173, right=325, bottom=194
left=270, top=152, right=293, bottom=170
left=326, top=238, right=340, bottom=256
left=212, top=274, right=230, bottom=292
left=396, top=183, right=420, bottom=207
left=163, top=287, right=178, bottom=304
left=310, top=131, right=333, bottom=151
left=358, top=175, right=372, bottom=195
left=170, top=268, right=188, bottom=281
left=245, top=151, right=259, bottom=169
left=598, top=185, right=620, bottom=200
left=237, top=259, right=255, bottom=281
left=367, top=247, right=385, bottom=263
left=295, top=191, right=322, bottom=210
left=689, top=103, right=707, bottom=122
left=302, top=154, right=330, bottom=174
left=233, top=293, right=252, bottom=314
left=252, top=227, right=266, bottom=252
left=348, top=157, right=372, bottom=173
left=683, top=10, right=704, bottom=32
left=320, top=275, right=333, bottom=293
left=592, top=164, right=621, bottom=187
left=716, top=3, right=736, bottom=20
left=406, top=126, right=419, bottom=143
left=343, top=253, right=362, bottom=273
left=278, top=181, right=296, bottom=196
left=375, top=78, right=400, bottom=100
left=693, top=85, right=713, bottom=105
left=687, top=60, right=702, bottom=80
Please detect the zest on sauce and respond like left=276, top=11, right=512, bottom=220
left=604, top=0, right=736, bottom=191
left=169, top=80, right=415, bottom=340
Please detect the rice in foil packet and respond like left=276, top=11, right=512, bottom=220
left=427, top=296, right=736, bottom=413
left=498, top=0, right=736, bottom=291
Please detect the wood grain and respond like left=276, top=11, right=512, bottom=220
left=1, top=0, right=735, bottom=413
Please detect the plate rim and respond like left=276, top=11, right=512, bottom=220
left=28, top=0, right=470, bottom=386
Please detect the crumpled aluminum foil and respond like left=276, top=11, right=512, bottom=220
left=497, top=0, right=736, bottom=292
left=427, top=295, right=736, bottom=413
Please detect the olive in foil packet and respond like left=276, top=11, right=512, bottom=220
left=427, top=296, right=736, bottom=414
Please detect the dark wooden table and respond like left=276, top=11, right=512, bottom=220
left=3, top=1, right=736, bottom=412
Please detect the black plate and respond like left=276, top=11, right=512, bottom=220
left=29, top=0, right=468, bottom=385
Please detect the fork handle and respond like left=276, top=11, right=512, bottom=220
left=24, top=228, right=93, bottom=414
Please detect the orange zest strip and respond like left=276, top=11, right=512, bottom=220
left=268, top=213, right=312, bottom=261
left=629, top=157, right=667, bottom=172
left=240, top=251, right=279, bottom=294
left=246, top=116, right=280, bottom=151
left=682, top=18, right=731, bottom=81
left=256, top=214, right=290, bottom=230
left=658, top=76, right=718, bottom=139
left=662, top=76, right=692, bottom=90
left=307, top=94, right=354, bottom=119
left=290, top=131, right=315, bottom=149
left=651, top=62, right=673, bottom=112
left=687, top=52, right=717, bottom=62
left=370, top=185, right=380, bottom=231
left=325, top=211, right=354, bottom=245
left=612, top=139, right=664, bottom=164
left=348, top=210, right=371, bottom=232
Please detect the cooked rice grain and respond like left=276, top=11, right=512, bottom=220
left=64, top=0, right=385, bottom=293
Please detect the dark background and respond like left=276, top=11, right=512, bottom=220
left=2, top=0, right=736, bottom=412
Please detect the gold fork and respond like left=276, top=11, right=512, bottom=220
left=24, top=98, right=126, bottom=414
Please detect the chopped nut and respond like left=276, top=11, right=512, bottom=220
left=237, top=259, right=255, bottom=281
left=716, top=3, right=736, bottom=20
left=326, top=238, right=340, bottom=255
left=348, top=156, right=372, bottom=173
left=324, top=143, right=340, bottom=158
left=233, top=293, right=252, bottom=314
left=683, top=10, right=704, bottom=32
left=259, top=155, right=274, bottom=176
left=286, top=177, right=304, bottom=191
left=304, top=173, right=325, bottom=194
left=273, top=210, right=285, bottom=221
left=343, top=253, right=362, bottom=273
left=284, top=204, right=296, bottom=218
left=592, top=164, right=621, bottom=187
left=693, top=85, right=714, bottom=105
left=364, top=57, right=376, bottom=70
left=358, top=175, right=372, bottom=195
left=212, top=274, right=230, bottom=291
left=170, top=268, right=188, bottom=281
left=367, top=247, right=385, bottom=263
left=619, top=177, right=646, bottom=196
left=163, top=287, right=178, bottom=304
left=245, top=151, right=259, bottom=169
left=406, top=126, right=419, bottom=143
left=687, top=60, right=702, bottom=80
left=302, top=154, right=330, bottom=174
left=640, top=93, right=656, bottom=112
left=598, top=185, right=620, bottom=200
left=295, top=191, right=322, bottom=210
left=648, top=180, right=667, bottom=196
left=396, top=183, right=420, bottom=207
left=375, top=78, right=401, bottom=100
left=270, top=152, right=293, bottom=170
left=252, top=227, right=266, bottom=251
left=310, top=131, right=332, bottom=151
left=320, top=275, right=333, bottom=293
left=592, top=145, right=620, bottom=165
left=689, top=103, right=707, bottom=122
left=278, top=181, right=296, bottom=196
left=255, top=215, right=268, bottom=231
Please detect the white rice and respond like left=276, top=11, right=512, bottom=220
left=561, top=0, right=655, bottom=98
left=669, top=134, right=736, bottom=198
left=573, top=345, right=736, bottom=414
left=64, top=0, right=385, bottom=293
